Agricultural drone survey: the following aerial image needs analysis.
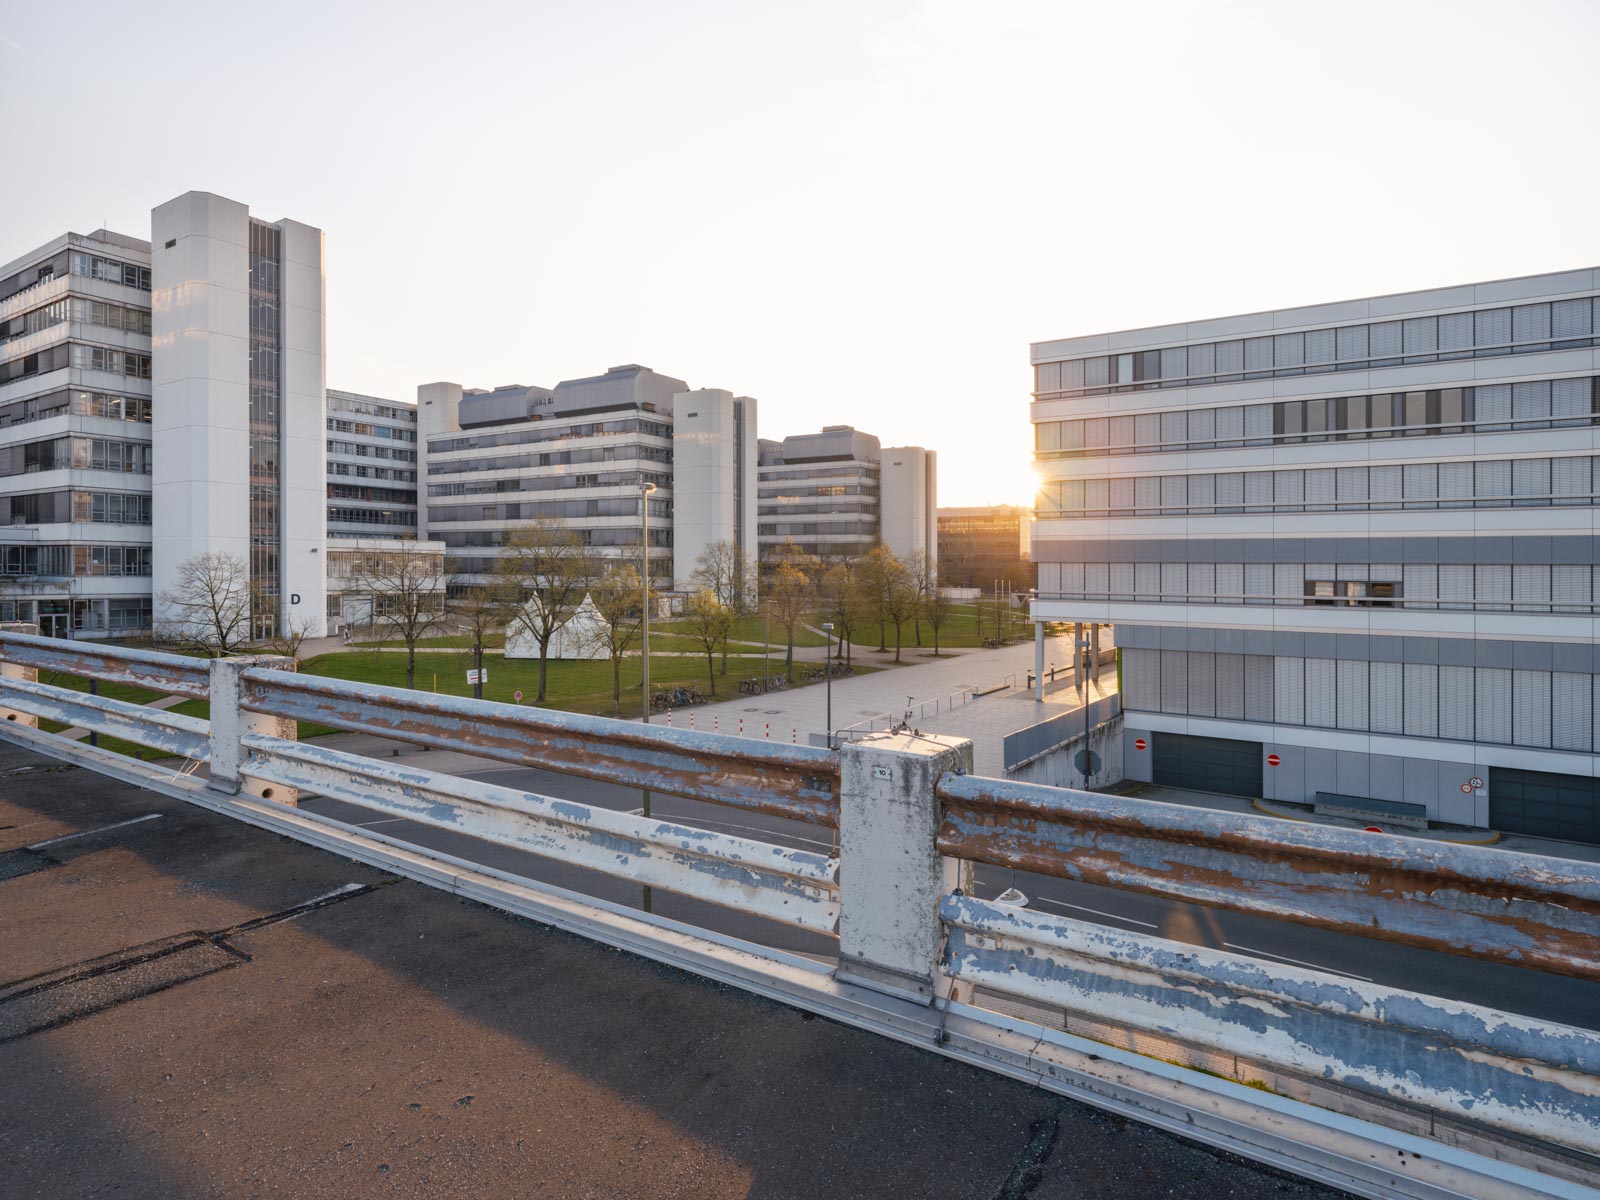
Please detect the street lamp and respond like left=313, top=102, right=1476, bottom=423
left=638, top=480, right=657, bottom=914
left=821, top=621, right=834, bottom=745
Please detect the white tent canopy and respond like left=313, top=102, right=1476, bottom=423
left=505, top=592, right=611, bottom=661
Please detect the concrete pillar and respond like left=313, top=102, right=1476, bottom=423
left=208, top=655, right=299, bottom=804
left=0, top=622, right=40, bottom=729
left=1034, top=620, right=1045, bottom=702
left=837, top=731, right=974, bottom=1004
left=1090, top=623, right=1102, bottom=686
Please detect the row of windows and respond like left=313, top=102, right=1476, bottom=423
left=426, top=443, right=672, bottom=476
left=429, top=416, right=673, bottom=456
left=326, top=440, right=417, bottom=462
left=428, top=494, right=672, bottom=524
left=1123, top=648, right=1600, bottom=752
left=1036, top=378, right=1598, bottom=457
left=72, top=252, right=151, bottom=292
left=754, top=499, right=877, bottom=517
left=327, top=483, right=415, bottom=504
left=0, top=436, right=151, bottom=477
left=0, top=389, right=150, bottom=428
left=74, top=344, right=151, bottom=379
left=329, top=462, right=416, bottom=483
left=1036, top=296, right=1600, bottom=398
left=1037, top=561, right=1600, bottom=614
left=757, top=464, right=881, bottom=483
left=757, top=521, right=878, bottom=538
left=1040, top=455, right=1600, bottom=517
left=0, top=597, right=153, bottom=633
left=325, top=548, right=444, bottom=578
left=428, top=467, right=677, bottom=499
left=327, top=396, right=414, bottom=421
left=1, top=490, right=151, bottom=525
left=0, top=544, right=152, bottom=577
left=757, top=482, right=879, bottom=500
left=441, top=529, right=674, bottom=570
left=326, top=506, right=413, bottom=528
left=326, top=418, right=417, bottom=441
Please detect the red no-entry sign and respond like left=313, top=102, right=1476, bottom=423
left=1133, top=738, right=1147, bottom=751
left=1266, top=753, right=1281, bottom=767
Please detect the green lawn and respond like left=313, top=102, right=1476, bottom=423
left=844, top=603, right=1031, bottom=653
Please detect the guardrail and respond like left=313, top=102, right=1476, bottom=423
left=1, top=628, right=1597, bottom=1191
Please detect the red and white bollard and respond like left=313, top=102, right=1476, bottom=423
left=739, top=718, right=744, bottom=737
left=689, top=712, right=695, bottom=730
left=764, top=722, right=770, bottom=739
left=666, top=711, right=673, bottom=728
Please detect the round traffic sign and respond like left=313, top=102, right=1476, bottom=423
left=514, top=690, right=524, bottom=702
left=1364, top=826, right=1382, bottom=833
left=1468, top=776, right=1484, bottom=789
left=1133, top=738, right=1147, bottom=751
left=1460, top=783, right=1472, bottom=794
left=1266, top=753, right=1281, bottom=767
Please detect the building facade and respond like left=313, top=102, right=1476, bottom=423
left=937, top=505, right=1031, bottom=591
left=418, top=365, right=756, bottom=593
left=326, top=389, right=420, bottom=539
left=756, top=427, right=936, bottom=568
left=151, top=192, right=327, bottom=639
left=0, top=230, right=155, bottom=637
left=1032, top=267, right=1600, bottom=845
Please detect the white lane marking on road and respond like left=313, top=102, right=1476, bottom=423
left=355, top=817, right=408, bottom=827
left=658, top=812, right=835, bottom=853
left=1032, top=896, right=1158, bottom=929
left=27, top=812, right=162, bottom=849
left=1223, top=942, right=1373, bottom=982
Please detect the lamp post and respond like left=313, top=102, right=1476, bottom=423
left=638, top=480, right=657, bottom=913
left=821, top=621, right=834, bottom=745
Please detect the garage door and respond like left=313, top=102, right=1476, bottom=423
left=1152, top=733, right=1263, bottom=799
left=1489, top=767, right=1600, bottom=846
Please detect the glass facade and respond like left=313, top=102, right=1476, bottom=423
left=248, top=220, right=282, bottom=638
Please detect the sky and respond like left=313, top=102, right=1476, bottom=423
left=5, top=0, right=1599, bottom=506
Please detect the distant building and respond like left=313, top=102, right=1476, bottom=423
left=937, top=505, right=1030, bottom=591
left=417, top=365, right=757, bottom=593
left=756, top=426, right=936, bottom=567
left=0, top=228, right=154, bottom=637
left=326, top=389, right=420, bottom=539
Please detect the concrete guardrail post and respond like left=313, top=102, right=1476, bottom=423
left=836, top=730, right=975, bottom=1004
left=0, top=622, right=41, bottom=728
left=208, top=655, right=299, bottom=804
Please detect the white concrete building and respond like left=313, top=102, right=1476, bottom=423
left=327, top=388, right=420, bottom=539
left=419, top=365, right=756, bottom=593
left=880, top=445, right=937, bottom=564
left=0, top=230, right=154, bottom=637
left=756, top=428, right=937, bottom=568
left=151, top=192, right=327, bottom=639
left=1031, top=267, right=1600, bottom=845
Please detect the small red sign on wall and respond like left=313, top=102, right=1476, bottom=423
left=1266, top=753, right=1281, bottom=767
left=1133, top=738, right=1147, bottom=751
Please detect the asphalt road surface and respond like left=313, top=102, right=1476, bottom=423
left=297, top=763, right=1600, bottom=1033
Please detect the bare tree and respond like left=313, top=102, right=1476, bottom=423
left=763, top=542, right=816, bottom=682
left=816, top=559, right=866, bottom=668
left=681, top=588, right=734, bottom=695
left=453, top=581, right=514, bottom=700
left=690, top=539, right=757, bottom=615
left=159, top=552, right=252, bottom=656
left=357, top=540, right=448, bottom=689
left=259, top=604, right=315, bottom=660
left=583, top=561, right=651, bottom=715
left=921, top=565, right=956, bottom=657
left=498, top=518, right=594, bottom=704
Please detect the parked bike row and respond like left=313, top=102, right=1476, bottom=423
left=650, top=687, right=706, bottom=710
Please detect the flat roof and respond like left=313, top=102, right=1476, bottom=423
left=0, top=739, right=1346, bottom=1198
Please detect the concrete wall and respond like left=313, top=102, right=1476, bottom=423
left=880, top=446, right=934, bottom=562
left=277, top=218, right=327, bottom=636
left=672, top=388, right=757, bottom=591
left=1007, top=714, right=1125, bottom=790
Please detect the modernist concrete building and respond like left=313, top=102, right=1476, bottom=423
left=326, top=388, right=420, bottom=539
left=756, top=426, right=936, bottom=567
left=1032, top=267, right=1600, bottom=845
left=937, top=505, right=1031, bottom=591
left=151, top=192, right=327, bottom=639
left=0, top=229, right=155, bottom=637
left=418, top=365, right=757, bottom=593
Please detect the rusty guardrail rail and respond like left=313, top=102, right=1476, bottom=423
left=936, top=772, right=1600, bottom=982
left=237, top=667, right=840, bottom=825
left=0, top=628, right=210, bottom=697
left=239, top=733, right=840, bottom=932
left=0, top=673, right=210, bottom=759
left=939, top=892, right=1600, bottom=1155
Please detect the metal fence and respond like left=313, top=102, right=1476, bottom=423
left=1002, top=692, right=1121, bottom=770
left=2, top=627, right=1598, bottom=1183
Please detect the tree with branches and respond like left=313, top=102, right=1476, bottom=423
left=498, top=518, right=594, bottom=704
left=858, top=544, right=909, bottom=654
left=690, top=539, right=756, bottom=615
left=453, top=581, right=514, bottom=701
left=357, top=540, right=448, bottom=689
left=876, top=551, right=918, bottom=662
left=919, top=560, right=955, bottom=657
left=158, top=552, right=253, bottom=656
left=582, top=561, right=652, bottom=715
left=815, top=559, right=866, bottom=668
left=681, top=587, right=734, bottom=695
left=763, top=542, right=816, bottom=682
